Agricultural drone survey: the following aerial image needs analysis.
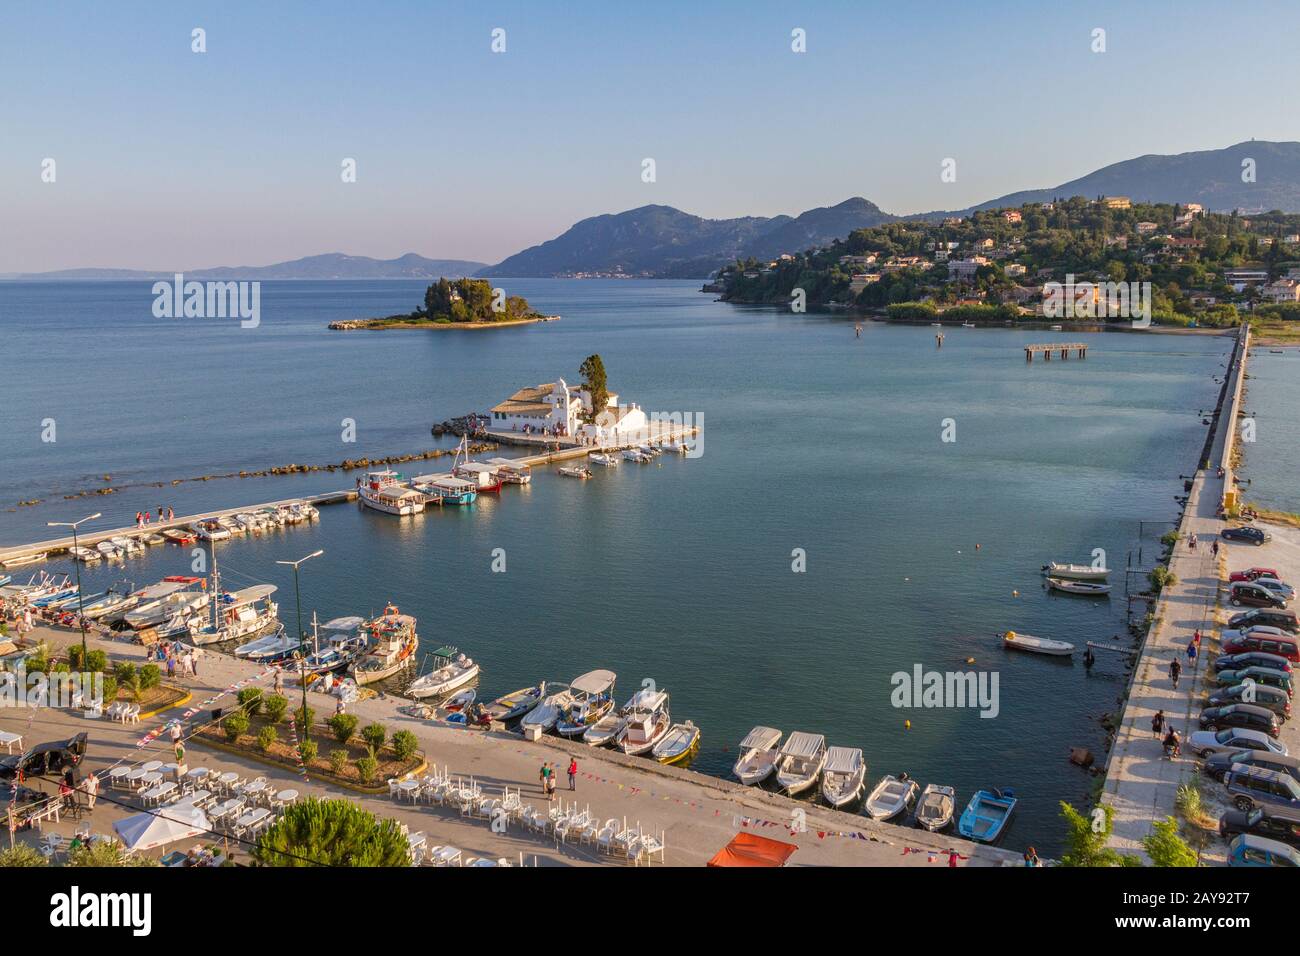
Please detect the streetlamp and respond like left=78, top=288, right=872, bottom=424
left=276, top=550, right=322, bottom=744
left=47, top=513, right=101, bottom=672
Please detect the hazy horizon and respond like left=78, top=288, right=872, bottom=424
left=5, top=0, right=1300, bottom=273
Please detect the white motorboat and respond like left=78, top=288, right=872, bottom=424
left=483, top=683, right=546, bottom=723
left=141, top=533, right=166, bottom=546
left=558, top=465, right=592, bottom=479
left=733, top=726, right=783, bottom=786
left=520, top=687, right=574, bottom=734
left=0, top=552, right=47, bottom=570
left=652, top=721, right=700, bottom=765
left=556, top=670, right=617, bottom=738
left=915, top=784, right=956, bottom=832
left=588, top=453, right=619, bottom=467
left=79, top=582, right=138, bottom=620
left=407, top=645, right=480, bottom=699
left=775, top=731, right=827, bottom=795
left=188, top=584, right=279, bottom=645
left=483, top=458, right=532, bottom=485
left=621, top=448, right=649, bottom=463
left=1047, top=577, right=1112, bottom=595
left=583, top=710, right=626, bottom=748
left=70, top=547, right=101, bottom=564
left=615, top=688, right=672, bottom=755
left=1001, top=630, right=1075, bottom=657
left=820, top=746, right=866, bottom=809
left=1041, top=561, right=1109, bottom=582
left=233, top=625, right=302, bottom=662
left=123, top=588, right=207, bottom=629
left=111, top=535, right=143, bottom=555
left=661, top=441, right=689, bottom=455
left=637, top=444, right=661, bottom=458
left=217, top=516, right=244, bottom=536
left=359, top=470, right=425, bottom=515
left=864, top=774, right=919, bottom=821
left=192, top=519, right=231, bottom=541
left=96, top=541, right=125, bottom=561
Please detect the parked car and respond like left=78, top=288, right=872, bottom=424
left=1215, top=667, right=1294, bottom=697
left=1198, top=703, right=1281, bottom=737
left=1227, top=608, right=1299, bottom=634
left=1222, top=526, right=1272, bottom=546
left=1230, top=567, right=1281, bottom=583
left=1231, top=582, right=1289, bottom=609
left=1222, top=632, right=1300, bottom=663
left=1219, top=807, right=1300, bottom=849
left=0, top=732, right=88, bottom=781
left=1225, top=766, right=1300, bottom=812
left=1189, top=727, right=1289, bottom=759
left=1203, top=750, right=1300, bottom=784
left=1207, top=683, right=1291, bottom=718
left=1228, top=833, right=1300, bottom=866
left=1214, top=651, right=1293, bottom=674
left=1254, top=578, right=1296, bottom=602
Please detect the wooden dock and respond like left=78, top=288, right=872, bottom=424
left=1025, top=342, right=1088, bottom=362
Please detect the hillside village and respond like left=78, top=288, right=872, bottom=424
left=717, top=197, right=1300, bottom=327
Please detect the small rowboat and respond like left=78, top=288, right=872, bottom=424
left=142, top=533, right=167, bottom=546
left=1002, top=630, right=1074, bottom=656
left=70, top=547, right=101, bottom=563
left=1041, top=562, right=1108, bottom=582
left=1047, top=577, right=1112, bottom=596
left=864, top=774, right=918, bottom=821
left=588, top=453, right=619, bottom=467
left=820, top=746, right=866, bottom=809
left=733, top=726, right=782, bottom=786
left=558, top=466, right=592, bottom=479
left=957, top=788, right=1017, bottom=843
left=583, top=711, right=625, bottom=748
left=915, top=784, right=956, bottom=831
left=483, top=684, right=546, bottom=723
left=651, top=721, right=700, bottom=765
left=163, top=529, right=196, bottom=545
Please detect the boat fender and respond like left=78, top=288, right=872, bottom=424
left=904, top=720, right=911, bottom=730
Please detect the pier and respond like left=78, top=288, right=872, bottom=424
left=1024, top=342, right=1088, bottom=362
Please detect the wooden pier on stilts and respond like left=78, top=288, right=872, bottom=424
left=1025, top=342, right=1088, bottom=362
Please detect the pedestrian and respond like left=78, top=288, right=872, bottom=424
left=335, top=696, right=346, bottom=717
left=568, top=757, right=577, bottom=791
left=1212, top=540, right=1220, bottom=558
left=135, top=511, right=142, bottom=528
left=170, top=721, right=183, bottom=748
left=144, top=510, right=151, bottom=525
left=1023, top=846, right=1041, bottom=867
left=166, top=653, right=176, bottom=678
left=273, top=666, right=284, bottom=695
left=1152, top=709, right=1165, bottom=739
left=167, top=507, right=174, bottom=521
left=547, top=764, right=557, bottom=798
left=1194, top=629, right=1202, bottom=648
left=82, top=772, right=99, bottom=811
left=175, top=740, right=185, bottom=765
left=190, top=647, right=200, bottom=677
left=540, top=762, right=551, bottom=799
left=1187, top=639, right=1198, bottom=665
left=1170, top=657, right=1182, bottom=689
left=1189, top=533, right=1197, bottom=550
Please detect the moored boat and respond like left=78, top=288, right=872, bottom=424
left=733, top=726, right=783, bottom=786
left=520, top=687, right=575, bottom=734
left=558, top=465, right=592, bottom=479
left=233, top=625, right=302, bottom=662
left=69, top=547, right=100, bottom=564
left=957, top=788, right=1017, bottom=843
left=410, top=473, right=477, bottom=506
left=192, top=519, right=231, bottom=541
left=0, top=552, right=47, bottom=570
left=555, top=669, right=617, bottom=737
left=350, top=604, right=418, bottom=684
left=188, top=584, right=279, bottom=645
left=588, top=453, right=619, bottom=467
left=407, top=645, right=480, bottom=699
left=820, top=746, right=866, bottom=809
left=1047, top=577, right=1112, bottom=595
left=163, top=528, right=196, bottom=545
left=1001, top=630, right=1075, bottom=656
left=300, top=615, right=368, bottom=675
left=615, top=688, right=672, bottom=755
left=651, top=721, right=700, bottom=765
left=141, top=533, right=167, bottom=546
left=864, top=774, right=918, bottom=821
left=96, top=541, right=125, bottom=561
left=915, top=784, right=956, bottom=831
left=358, top=470, right=425, bottom=515
left=621, top=448, right=650, bottom=463
left=774, top=732, right=827, bottom=795
left=1041, top=561, right=1109, bottom=582
left=583, top=709, right=626, bottom=748
left=79, top=582, right=137, bottom=620
left=483, top=683, right=546, bottom=723
left=483, top=458, right=532, bottom=485
left=123, top=585, right=207, bottom=629
left=451, top=460, right=503, bottom=493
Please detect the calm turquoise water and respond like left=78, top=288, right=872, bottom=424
left=0, top=280, right=1234, bottom=851
left=1239, top=350, right=1300, bottom=514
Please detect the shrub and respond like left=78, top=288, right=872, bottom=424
left=255, top=798, right=409, bottom=866
left=297, top=739, right=318, bottom=764
left=24, top=656, right=49, bottom=675
left=1143, top=816, right=1198, bottom=867
left=257, top=725, right=278, bottom=753
left=85, top=649, right=108, bottom=673
left=1149, top=565, right=1177, bottom=593
left=139, top=663, right=161, bottom=691
left=100, top=675, right=118, bottom=704
left=113, top=661, right=136, bottom=684
left=356, top=751, right=379, bottom=785
left=65, top=644, right=84, bottom=670
left=327, top=713, right=359, bottom=744
left=391, top=729, right=418, bottom=762
left=124, top=673, right=143, bottom=702
left=361, top=723, right=386, bottom=751
left=328, top=749, right=349, bottom=775
left=293, top=704, right=314, bottom=730
left=66, top=842, right=158, bottom=867
left=0, top=844, right=48, bottom=867
left=237, top=687, right=264, bottom=716
left=263, top=694, right=288, bottom=724
left=222, top=712, right=249, bottom=742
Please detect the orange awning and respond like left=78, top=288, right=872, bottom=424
left=707, top=831, right=799, bottom=867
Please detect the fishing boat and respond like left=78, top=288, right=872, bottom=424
left=1041, top=561, right=1109, bottom=582
left=1001, top=630, right=1075, bottom=656
left=583, top=709, right=626, bottom=748
left=520, top=686, right=575, bottom=735
left=162, top=528, right=196, bottom=545
left=407, top=645, right=480, bottom=699
left=79, top=582, right=137, bottom=620
left=915, top=784, right=956, bottom=832
left=558, top=465, right=592, bottom=479
left=733, top=726, right=783, bottom=786
left=233, top=625, right=302, bottom=662
left=358, top=470, right=426, bottom=516
left=615, top=689, right=672, bottom=755
left=123, top=584, right=207, bottom=630
left=774, top=732, right=827, bottom=795
left=44, top=589, right=100, bottom=611
left=189, top=585, right=279, bottom=645
left=652, top=721, right=700, bottom=765
left=452, top=461, right=503, bottom=494
left=30, top=579, right=81, bottom=607
left=588, top=453, right=619, bottom=467
left=957, top=788, right=1017, bottom=843
left=483, top=683, right=547, bottom=723
left=961, top=321, right=976, bottom=328
left=1047, top=577, right=1112, bottom=595
left=864, top=774, right=918, bottom=821
left=410, top=473, right=477, bottom=506
left=555, top=670, right=617, bottom=737
left=300, top=615, right=368, bottom=675
left=192, top=519, right=231, bottom=541
left=483, top=458, right=532, bottom=485
left=69, top=547, right=101, bottom=564
left=111, top=535, right=143, bottom=555
left=10, top=573, right=74, bottom=605
left=350, top=605, right=418, bottom=684
left=820, top=746, right=867, bottom=809
left=621, top=448, right=649, bottom=463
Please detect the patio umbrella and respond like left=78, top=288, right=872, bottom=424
left=113, top=805, right=211, bottom=852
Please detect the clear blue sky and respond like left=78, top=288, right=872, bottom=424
left=3, top=0, right=1298, bottom=272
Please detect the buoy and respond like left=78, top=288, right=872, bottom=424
left=975, top=544, right=981, bottom=550
left=1012, top=590, right=1019, bottom=597
left=904, top=720, right=911, bottom=730
left=966, top=657, right=975, bottom=665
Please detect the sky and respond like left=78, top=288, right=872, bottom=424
left=3, top=0, right=1300, bottom=273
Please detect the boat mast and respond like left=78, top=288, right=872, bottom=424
left=208, top=535, right=222, bottom=633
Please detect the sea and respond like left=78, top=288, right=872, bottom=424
left=0, top=278, right=1256, bottom=852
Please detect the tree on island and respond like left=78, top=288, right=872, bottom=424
left=579, top=354, right=608, bottom=422
left=255, top=797, right=411, bottom=866
left=420, top=277, right=537, bottom=324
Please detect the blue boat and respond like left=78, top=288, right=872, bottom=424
left=957, top=788, right=1017, bottom=843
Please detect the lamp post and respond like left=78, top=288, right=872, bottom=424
left=277, top=550, right=323, bottom=744
left=47, top=513, right=101, bottom=672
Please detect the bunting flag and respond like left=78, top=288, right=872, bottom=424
left=286, top=714, right=310, bottom=779
left=135, top=666, right=274, bottom=748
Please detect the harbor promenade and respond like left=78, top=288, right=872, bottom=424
left=1101, top=326, right=1248, bottom=858
left=4, top=621, right=1019, bottom=867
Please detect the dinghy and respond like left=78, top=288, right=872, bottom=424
left=615, top=689, right=672, bottom=755
left=957, top=788, right=1017, bottom=843
left=588, top=453, right=619, bottom=467
left=1041, top=561, right=1108, bottom=582
left=651, top=721, right=700, bottom=765
left=621, top=448, right=650, bottom=463
left=0, top=552, right=46, bottom=570
left=732, top=726, right=782, bottom=786
left=407, top=646, right=480, bottom=699
left=483, top=683, right=546, bottom=723
left=864, top=774, right=918, bottom=821
left=96, top=541, right=124, bottom=561
left=142, top=533, right=166, bottom=546
left=162, top=529, right=196, bottom=545
left=774, top=732, right=827, bottom=795
left=1001, top=630, right=1075, bottom=656
left=1047, top=577, right=1112, bottom=595
left=915, top=784, right=956, bottom=831
left=821, top=746, right=866, bottom=809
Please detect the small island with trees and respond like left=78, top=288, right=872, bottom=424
left=330, top=277, right=558, bottom=330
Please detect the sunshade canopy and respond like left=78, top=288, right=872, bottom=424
left=824, top=746, right=863, bottom=773
left=322, top=616, right=364, bottom=632
left=707, top=831, right=798, bottom=867
left=780, top=731, right=826, bottom=759
left=571, top=669, right=617, bottom=694
left=739, top=726, right=782, bottom=750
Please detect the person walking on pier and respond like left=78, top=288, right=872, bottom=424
left=1152, top=710, right=1165, bottom=739
left=568, top=758, right=578, bottom=791
left=167, top=507, right=174, bottom=521
left=1187, top=639, right=1198, bottom=666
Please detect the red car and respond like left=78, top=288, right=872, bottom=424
left=1224, top=633, right=1300, bottom=663
left=1232, top=568, right=1281, bottom=583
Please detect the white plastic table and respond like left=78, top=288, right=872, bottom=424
left=185, top=767, right=209, bottom=782
left=141, top=760, right=163, bottom=773
left=272, top=789, right=298, bottom=808
left=141, top=771, right=163, bottom=787
left=398, top=779, right=421, bottom=801
left=407, top=831, right=427, bottom=851
left=0, top=731, right=22, bottom=754
left=430, top=846, right=462, bottom=866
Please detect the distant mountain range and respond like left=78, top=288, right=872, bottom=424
left=8, top=253, right=486, bottom=281
left=12, top=141, right=1300, bottom=281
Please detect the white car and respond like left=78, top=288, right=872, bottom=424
left=1189, top=727, right=1289, bottom=759
left=1255, top=578, right=1297, bottom=602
